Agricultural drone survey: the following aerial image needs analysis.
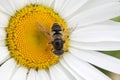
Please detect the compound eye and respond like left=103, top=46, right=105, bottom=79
left=52, top=23, right=61, bottom=31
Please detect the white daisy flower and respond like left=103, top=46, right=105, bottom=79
left=0, top=0, right=120, bottom=80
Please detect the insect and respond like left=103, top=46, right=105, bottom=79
left=51, top=23, right=65, bottom=56
left=36, top=22, right=65, bottom=56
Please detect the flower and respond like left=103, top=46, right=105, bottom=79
left=0, top=0, right=120, bottom=80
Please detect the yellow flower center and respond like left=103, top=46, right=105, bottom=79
left=6, top=4, right=69, bottom=69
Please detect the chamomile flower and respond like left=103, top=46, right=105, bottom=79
left=0, top=0, right=120, bottom=80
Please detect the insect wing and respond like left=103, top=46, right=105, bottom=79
left=36, top=22, right=52, bottom=38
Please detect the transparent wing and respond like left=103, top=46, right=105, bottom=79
left=36, top=22, right=51, bottom=37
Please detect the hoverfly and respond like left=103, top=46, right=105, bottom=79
left=51, top=23, right=65, bottom=56
left=36, top=22, right=65, bottom=56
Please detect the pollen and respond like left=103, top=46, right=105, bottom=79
left=6, top=4, right=69, bottom=69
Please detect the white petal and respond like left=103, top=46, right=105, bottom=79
left=63, top=54, right=111, bottom=80
left=11, top=67, right=28, bottom=80
left=0, top=27, right=6, bottom=40
left=53, top=0, right=67, bottom=12
left=71, top=20, right=120, bottom=42
left=0, top=28, right=6, bottom=46
left=8, top=0, right=29, bottom=11
left=44, top=0, right=55, bottom=7
left=55, top=63, right=76, bottom=80
left=60, top=59, right=84, bottom=80
left=29, top=0, right=38, bottom=4
left=70, top=41, right=120, bottom=51
left=0, top=40, right=6, bottom=46
left=49, top=63, right=74, bottom=80
left=0, top=24, right=6, bottom=28
left=0, top=47, right=10, bottom=64
left=0, top=0, right=16, bottom=16
left=54, top=0, right=88, bottom=18
left=78, top=0, right=119, bottom=12
left=0, top=58, right=17, bottom=80
left=37, top=0, right=55, bottom=7
left=68, top=2, right=120, bottom=27
left=70, top=47, right=120, bottom=74
left=37, top=70, right=50, bottom=80
left=0, top=12, right=9, bottom=27
left=27, top=69, right=36, bottom=80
